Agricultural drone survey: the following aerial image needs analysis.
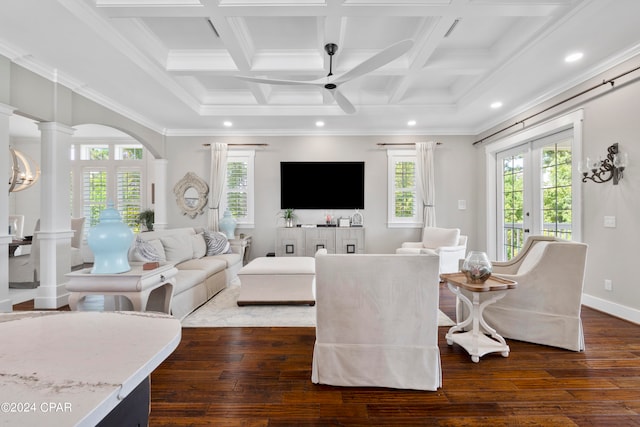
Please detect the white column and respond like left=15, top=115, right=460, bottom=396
left=153, top=159, right=168, bottom=230
left=0, top=104, right=15, bottom=312
left=35, top=122, right=75, bottom=309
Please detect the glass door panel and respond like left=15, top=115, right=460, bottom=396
left=496, top=130, right=574, bottom=261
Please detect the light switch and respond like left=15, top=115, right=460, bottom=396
left=604, top=216, right=616, bottom=228
left=458, top=200, right=467, bottom=210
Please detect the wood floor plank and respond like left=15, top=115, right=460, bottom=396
left=12, top=282, right=640, bottom=425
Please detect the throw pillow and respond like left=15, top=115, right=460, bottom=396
left=192, top=233, right=207, bottom=259
left=203, top=230, right=232, bottom=256
left=160, top=234, right=194, bottom=264
left=132, top=235, right=161, bottom=262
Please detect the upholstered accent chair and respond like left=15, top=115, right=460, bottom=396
left=9, top=220, right=40, bottom=288
left=396, top=226, right=468, bottom=274
left=9, top=214, right=25, bottom=239
left=312, top=250, right=442, bottom=391
left=70, top=217, right=86, bottom=269
left=457, top=235, right=588, bottom=351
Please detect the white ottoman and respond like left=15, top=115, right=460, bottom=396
left=237, top=257, right=315, bottom=306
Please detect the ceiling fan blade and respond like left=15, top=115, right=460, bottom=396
left=333, top=39, right=414, bottom=85
left=235, top=75, right=322, bottom=86
left=330, top=89, right=356, bottom=114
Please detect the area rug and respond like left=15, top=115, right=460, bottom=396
left=181, top=285, right=456, bottom=328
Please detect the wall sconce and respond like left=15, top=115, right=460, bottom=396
left=579, top=143, right=627, bottom=185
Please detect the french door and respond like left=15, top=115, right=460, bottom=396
left=496, top=129, right=575, bottom=260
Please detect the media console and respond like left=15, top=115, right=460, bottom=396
left=276, top=227, right=365, bottom=256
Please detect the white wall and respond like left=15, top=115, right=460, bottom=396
left=164, top=134, right=477, bottom=260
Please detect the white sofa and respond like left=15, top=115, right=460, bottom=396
left=130, top=227, right=244, bottom=320
left=312, top=251, right=442, bottom=391
left=396, top=226, right=467, bottom=274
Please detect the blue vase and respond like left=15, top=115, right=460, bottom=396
left=219, top=209, right=237, bottom=239
left=88, top=202, right=134, bottom=274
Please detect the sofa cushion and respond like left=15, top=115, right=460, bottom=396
left=203, top=231, right=232, bottom=255
left=422, top=227, right=460, bottom=249
left=172, top=269, right=208, bottom=295
left=177, top=257, right=227, bottom=276
left=192, top=234, right=207, bottom=259
left=210, top=252, right=242, bottom=269
left=160, top=234, right=194, bottom=264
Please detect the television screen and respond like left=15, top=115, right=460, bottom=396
left=280, top=162, right=365, bottom=209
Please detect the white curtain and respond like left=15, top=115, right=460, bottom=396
left=416, top=141, right=436, bottom=230
left=208, top=143, right=228, bottom=231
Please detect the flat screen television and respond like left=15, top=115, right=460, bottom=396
left=280, top=161, right=365, bottom=209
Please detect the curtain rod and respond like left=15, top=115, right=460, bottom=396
left=202, top=143, right=268, bottom=147
left=473, top=63, right=640, bottom=146
left=377, top=142, right=442, bottom=146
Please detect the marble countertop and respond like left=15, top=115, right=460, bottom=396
left=0, top=311, right=181, bottom=426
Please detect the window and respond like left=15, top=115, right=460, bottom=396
left=387, top=150, right=421, bottom=227
left=72, top=142, right=147, bottom=235
left=221, top=150, right=255, bottom=227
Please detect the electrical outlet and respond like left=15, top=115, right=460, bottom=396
left=604, top=216, right=616, bottom=228
left=604, top=279, right=613, bottom=291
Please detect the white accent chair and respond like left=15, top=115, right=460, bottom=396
left=396, top=226, right=467, bottom=274
left=70, top=217, right=86, bottom=269
left=9, top=215, right=24, bottom=238
left=312, top=250, right=442, bottom=391
left=456, top=235, right=588, bottom=351
left=9, top=220, right=40, bottom=288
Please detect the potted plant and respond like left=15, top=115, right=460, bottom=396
left=280, top=208, right=296, bottom=228
left=137, top=209, right=155, bottom=232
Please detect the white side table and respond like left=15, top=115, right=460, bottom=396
left=66, top=262, right=177, bottom=314
left=441, top=272, right=517, bottom=363
left=230, top=234, right=252, bottom=265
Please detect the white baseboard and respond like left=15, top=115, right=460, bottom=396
left=582, top=293, right=640, bottom=325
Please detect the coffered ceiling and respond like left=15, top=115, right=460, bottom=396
left=1, top=0, right=640, bottom=136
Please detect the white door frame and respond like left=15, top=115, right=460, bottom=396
left=484, top=110, right=583, bottom=259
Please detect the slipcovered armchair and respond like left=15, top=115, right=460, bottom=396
left=9, top=220, right=40, bottom=288
left=70, top=217, right=86, bottom=269
left=396, top=226, right=467, bottom=274
left=456, top=236, right=588, bottom=351
left=312, top=250, right=442, bottom=391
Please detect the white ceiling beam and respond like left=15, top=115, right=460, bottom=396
left=388, top=15, right=455, bottom=104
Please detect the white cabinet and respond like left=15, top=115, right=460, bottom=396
left=276, top=227, right=365, bottom=256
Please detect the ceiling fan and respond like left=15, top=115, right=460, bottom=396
left=235, top=39, right=414, bottom=114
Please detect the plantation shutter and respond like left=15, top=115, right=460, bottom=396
left=226, top=160, right=248, bottom=221
left=394, top=160, right=417, bottom=219
left=82, top=168, right=107, bottom=233
left=117, top=168, right=142, bottom=230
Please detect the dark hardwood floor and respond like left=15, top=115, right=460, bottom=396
left=14, top=284, right=640, bottom=426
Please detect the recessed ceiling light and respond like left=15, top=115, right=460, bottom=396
left=223, top=121, right=232, bottom=127
left=490, top=101, right=503, bottom=109
left=407, top=120, right=416, bottom=126
left=315, top=121, right=325, bottom=127
left=565, top=52, right=583, bottom=63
